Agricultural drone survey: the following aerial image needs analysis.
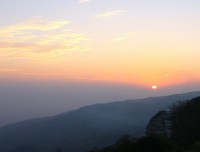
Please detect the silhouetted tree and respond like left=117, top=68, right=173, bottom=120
left=135, top=136, right=173, bottom=152
left=146, top=110, right=170, bottom=137
left=192, top=141, right=200, bottom=152
left=113, top=135, right=136, bottom=152
left=89, top=135, right=136, bottom=152
left=169, top=97, right=200, bottom=148
left=89, top=96, right=200, bottom=152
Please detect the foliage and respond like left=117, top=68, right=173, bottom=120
left=89, top=135, right=173, bottom=152
left=146, top=110, right=170, bottom=137
left=192, top=141, right=200, bottom=152
left=89, top=135, right=136, bottom=152
left=170, top=97, right=200, bottom=149
left=90, top=96, right=200, bottom=152
left=135, top=135, right=174, bottom=152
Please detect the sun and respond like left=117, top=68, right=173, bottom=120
left=151, top=85, right=158, bottom=90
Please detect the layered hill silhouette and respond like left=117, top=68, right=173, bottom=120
left=0, top=91, right=200, bottom=152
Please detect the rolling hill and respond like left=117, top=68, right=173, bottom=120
left=0, top=91, right=200, bottom=152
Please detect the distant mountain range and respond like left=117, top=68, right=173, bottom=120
left=0, top=91, right=200, bottom=152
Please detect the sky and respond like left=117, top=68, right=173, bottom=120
left=0, top=0, right=200, bottom=126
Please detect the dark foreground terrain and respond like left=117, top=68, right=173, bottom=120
left=0, top=91, right=200, bottom=152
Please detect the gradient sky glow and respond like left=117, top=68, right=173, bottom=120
left=0, top=0, right=200, bottom=127
left=1, top=0, right=200, bottom=88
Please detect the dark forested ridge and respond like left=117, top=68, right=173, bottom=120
left=91, top=96, right=200, bottom=152
left=0, top=91, right=200, bottom=152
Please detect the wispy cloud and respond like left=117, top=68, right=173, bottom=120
left=95, top=10, right=127, bottom=19
left=0, top=17, right=89, bottom=62
left=0, top=17, right=69, bottom=36
left=79, top=0, right=91, bottom=4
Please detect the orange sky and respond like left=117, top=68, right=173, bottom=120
left=0, top=0, right=200, bottom=89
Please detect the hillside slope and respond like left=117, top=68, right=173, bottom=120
left=0, top=91, right=200, bottom=152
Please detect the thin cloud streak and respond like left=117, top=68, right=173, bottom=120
left=79, top=0, right=91, bottom=4
left=95, top=10, right=127, bottom=19
left=0, top=18, right=70, bottom=36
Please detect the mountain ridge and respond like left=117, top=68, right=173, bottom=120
left=2, top=91, right=200, bottom=129
left=0, top=91, right=200, bottom=152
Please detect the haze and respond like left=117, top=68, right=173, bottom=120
left=0, top=0, right=200, bottom=127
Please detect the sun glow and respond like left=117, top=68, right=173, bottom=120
left=152, top=85, right=157, bottom=90
left=0, top=1, right=200, bottom=87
